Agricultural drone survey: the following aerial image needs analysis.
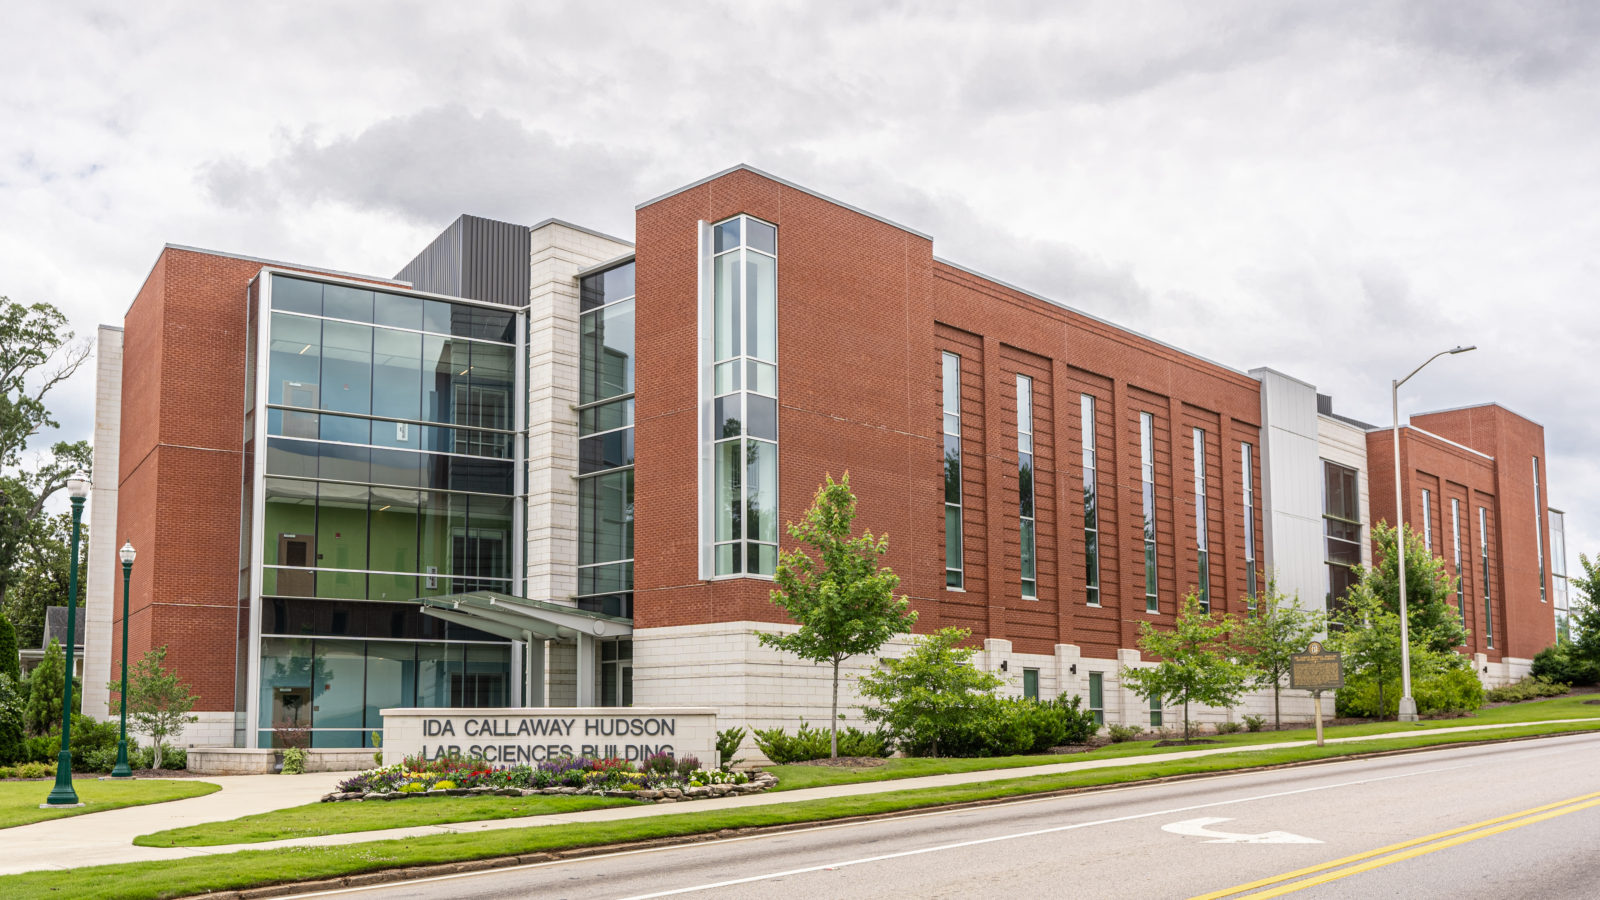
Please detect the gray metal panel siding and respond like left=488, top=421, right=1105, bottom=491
left=460, top=215, right=530, bottom=307
left=395, top=217, right=464, bottom=297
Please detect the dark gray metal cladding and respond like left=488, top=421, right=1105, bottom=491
left=396, top=215, right=529, bottom=308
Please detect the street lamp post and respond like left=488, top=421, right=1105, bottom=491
left=111, top=542, right=137, bottom=778
left=1393, top=346, right=1475, bottom=723
left=43, top=476, right=90, bottom=807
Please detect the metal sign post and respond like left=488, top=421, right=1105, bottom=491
left=1291, top=641, right=1344, bottom=749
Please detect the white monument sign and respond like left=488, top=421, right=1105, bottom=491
left=381, top=707, right=720, bottom=768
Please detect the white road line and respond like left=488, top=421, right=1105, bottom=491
left=292, top=753, right=1485, bottom=899
left=614, top=764, right=1471, bottom=899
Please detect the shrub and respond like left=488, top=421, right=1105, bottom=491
left=753, top=722, right=890, bottom=763
left=0, top=673, right=24, bottom=765
left=674, top=755, right=701, bottom=778
left=398, top=782, right=426, bottom=793
left=0, top=760, right=55, bottom=779
left=1485, top=676, right=1569, bottom=704
left=281, top=746, right=307, bottom=775
left=642, top=750, right=676, bottom=776
left=371, top=730, right=382, bottom=767
left=24, top=733, right=57, bottom=764
left=1532, top=644, right=1600, bottom=686
left=68, top=715, right=121, bottom=771
left=1242, top=714, right=1266, bottom=732
left=432, top=780, right=457, bottom=790
left=1106, top=723, right=1142, bottom=743
left=716, top=727, right=746, bottom=770
left=1216, top=721, right=1243, bottom=735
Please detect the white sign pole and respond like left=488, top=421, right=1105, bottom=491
left=1314, top=690, right=1324, bottom=747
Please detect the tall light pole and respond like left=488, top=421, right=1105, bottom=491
left=111, top=542, right=136, bottom=778
left=1393, top=346, right=1475, bottom=722
left=43, top=476, right=89, bottom=807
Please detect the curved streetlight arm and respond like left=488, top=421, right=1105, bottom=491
left=1395, top=345, right=1476, bottom=391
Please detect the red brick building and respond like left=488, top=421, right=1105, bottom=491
left=78, top=166, right=1566, bottom=751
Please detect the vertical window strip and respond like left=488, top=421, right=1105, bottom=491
left=1141, top=412, right=1157, bottom=613
left=1480, top=506, right=1493, bottom=648
left=1018, top=375, right=1036, bottom=599
left=1534, top=457, right=1545, bottom=602
left=943, top=352, right=964, bottom=589
left=709, top=215, right=779, bottom=577
left=1452, top=498, right=1465, bottom=620
left=1193, top=427, right=1209, bottom=612
left=1149, top=694, right=1163, bottom=727
left=1421, top=489, right=1433, bottom=552
left=1242, top=443, right=1257, bottom=609
left=1082, top=394, right=1100, bottom=606
left=1088, top=672, right=1104, bottom=725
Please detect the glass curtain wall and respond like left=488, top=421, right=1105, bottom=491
left=255, top=274, right=518, bottom=747
left=578, top=262, right=636, bottom=618
left=710, top=216, right=779, bottom=577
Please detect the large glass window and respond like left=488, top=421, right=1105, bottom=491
left=579, top=262, right=635, bottom=617
left=1242, top=443, right=1258, bottom=608
left=944, top=352, right=964, bottom=589
left=1480, top=506, right=1493, bottom=648
left=1018, top=376, right=1036, bottom=600
left=1088, top=673, right=1104, bottom=725
left=1141, top=412, right=1157, bottom=613
left=1552, top=510, right=1570, bottom=641
left=1534, top=457, right=1546, bottom=603
left=1193, top=428, right=1209, bottom=612
left=1082, top=394, right=1100, bottom=607
left=1421, top=489, right=1433, bottom=552
left=1323, top=461, right=1361, bottom=615
left=601, top=639, right=634, bottom=707
left=1452, top=498, right=1465, bottom=621
left=709, top=218, right=779, bottom=578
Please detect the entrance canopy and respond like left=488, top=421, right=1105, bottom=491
left=419, top=591, right=632, bottom=707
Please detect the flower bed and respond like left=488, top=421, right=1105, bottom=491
left=322, top=751, right=777, bottom=804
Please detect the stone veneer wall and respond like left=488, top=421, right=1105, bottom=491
left=633, top=623, right=1332, bottom=764
left=82, top=325, right=124, bottom=720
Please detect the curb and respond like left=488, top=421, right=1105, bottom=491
left=176, top=726, right=1600, bottom=899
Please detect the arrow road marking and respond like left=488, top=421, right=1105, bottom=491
left=1164, top=817, right=1322, bottom=844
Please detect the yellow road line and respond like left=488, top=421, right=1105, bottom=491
left=1191, top=789, right=1600, bottom=900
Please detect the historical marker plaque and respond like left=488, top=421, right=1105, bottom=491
left=1290, top=641, right=1344, bottom=692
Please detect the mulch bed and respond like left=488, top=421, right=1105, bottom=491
left=788, top=756, right=887, bottom=768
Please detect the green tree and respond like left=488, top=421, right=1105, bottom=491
left=0, top=612, right=19, bottom=683
left=0, top=297, right=92, bottom=637
left=1233, top=581, right=1325, bottom=730
left=0, top=672, right=24, bottom=764
left=1568, top=554, right=1600, bottom=660
left=857, top=627, right=1004, bottom=757
left=1121, top=592, right=1254, bottom=741
left=759, top=473, right=918, bottom=758
left=1327, top=588, right=1403, bottom=716
left=25, top=637, right=68, bottom=735
left=123, top=646, right=198, bottom=770
left=2, top=511, right=87, bottom=648
left=1363, top=522, right=1470, bottom=653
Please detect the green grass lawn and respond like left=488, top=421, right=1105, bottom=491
left=770, top=694, right=1600, bottom=790
left=6, top=720, right=1600, bottom=900
left=0, top=779, right=219, bottom=830
left=136, top=794, right=642, bottom=847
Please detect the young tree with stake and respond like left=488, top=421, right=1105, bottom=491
left=759, top=473, right=917, bottom=758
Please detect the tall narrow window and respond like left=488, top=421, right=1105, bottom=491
left=1140, top=412, right=1157, bottom=613
left=1193, top=428, right=1209, bottom=612
left=1421, top=489, right=1433, bottom=552
left=578, top=262, right=636, bottom=618
left=1323, top=461, right=1361, bottom=616
left=1088, top=672, right=1104, bottom=725
left=1451, top=498, right=1465, bottom=621
left=1082, top=394, right=1100, bottom=607
left=1242, top=443, right=1257, bottom=609
left=1552, top=510, right=1570, bottom=640
left=707, top=215, right=778, bottom=577
left=1149, top=695, right=1163, bottom=727
left=1534, top=457, right=1546, bottom=603
left=1018, top=375, right=1036, bottom=599
left=1480, top=506, right=1493, bottom=649
left=943, top=352, right=964, bottom=589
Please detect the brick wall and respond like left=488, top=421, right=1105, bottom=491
left=631, top=168, right=1264, bottom=657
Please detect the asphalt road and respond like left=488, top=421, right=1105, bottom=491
left=300, top=732, right=1600, bottom=899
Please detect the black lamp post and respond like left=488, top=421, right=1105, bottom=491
left=43, top=476, right=89, bottom=807
left=111, top=541, right=136, bottom=778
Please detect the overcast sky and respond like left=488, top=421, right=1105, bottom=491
left=4, top=1, right=1596, bottom=568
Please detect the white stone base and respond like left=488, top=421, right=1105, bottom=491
left=1474, top=655, right=1533, bottom=688
left=632, top=623, right=1336, bottom=764
left=174, top=711, right=237, bottom=748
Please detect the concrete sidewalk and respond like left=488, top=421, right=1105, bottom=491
left=3, top=718, right=1593, bottom=876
